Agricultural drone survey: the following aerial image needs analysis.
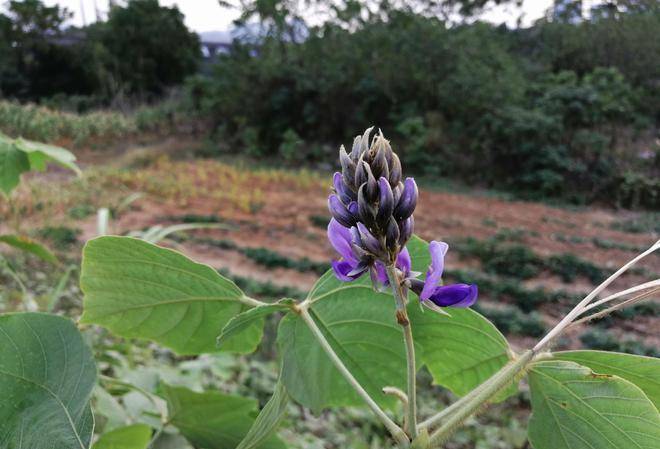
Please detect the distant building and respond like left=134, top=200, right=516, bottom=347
left=199, top=31, right=232, bottom=60
left=553, top=0, right=583, bottom=23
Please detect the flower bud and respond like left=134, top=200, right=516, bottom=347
left=389, top=152, right=402, bottom=187
left=371, top=144, right=389, bottom=180
left=333, top=172, right=355, bottom=205
left=393, top=177, right=418, bottom=221
left=363, top=162, right=378, bottom=202
left=357, top=222, right=384, bottom=256
left=340, top=146, right=356, bottom=191
left=328, top=194, right=356, bottom=228
left=398, top=215, right=414, bottom=247
left=385, top=217, right=400, bottom=253
left=376, top=177, right=394, bottom=228
left=357, top=183, right=377, bottom=228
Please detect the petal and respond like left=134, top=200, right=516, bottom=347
left=327, top=218, right=357, bottom=263
left=373, top=260, right=389, bottom=285
left=429, top=241, right=449, bottom=273
left=332, top=259, right=365, bottom=282
left=420, top=241, right=449, bottom=300
left=396, top=247, right=411, bottom=278
left=425, top=284, right=478, bottom=308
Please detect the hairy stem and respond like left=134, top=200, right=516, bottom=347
left=533, top=240, right=659, bottom=353
left=386, top=264, right=418, bottom=440
left=427, top=350, right=535, bottom=446
left=299, top=308, right=410, bottom=447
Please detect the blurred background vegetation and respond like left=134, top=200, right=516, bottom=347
left=1, top=0, right=658, bottom=209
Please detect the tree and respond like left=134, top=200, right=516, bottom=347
left=96, top=0, right=201, bottom=97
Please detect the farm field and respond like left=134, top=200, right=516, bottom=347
left=2, top=136, right=658, bottom=448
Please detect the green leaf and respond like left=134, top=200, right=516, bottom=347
left=17, top=137, right=81, bottom=176
left=408, top=305, right=515, bottom=400
left=217, top=299, right=295, bottom=351
left=554, top=350, right=660, bottom=409
left=0, top=234, right=58, bottom=264
left=80, top=236, right=257, bottom=355
left=92, top=424, right=152, bottom=449
left=528, top=360, right=660, bottom=449
left=278, top=272, right=409, bottom=412
left=161, top=384, right=285, bottom=449
left=0, top=135, right=30, bottom=195
left=236, top=379, right=289, bottom=449
left=405, top=236, right=515, bottom=399
left=0, top=312, right=97, bottom=449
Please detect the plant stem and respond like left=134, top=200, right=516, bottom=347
left=533, top=240, right=659, bottom=353
left=386, top=264, right=418, bottom=440
left=427, top=350, right=534, bottom=447
left=240, top=294, right=268, bottom=308
left=299, top=308, right=410, bottom=447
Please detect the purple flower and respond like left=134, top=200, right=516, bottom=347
left=373, top=247, right=412, bottom=286
left=328, top=218, right=367, bottom=281
left=409, top=240, right=478, bottom=308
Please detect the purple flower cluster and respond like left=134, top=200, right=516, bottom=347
left=328, top=128, right=477, bottom=309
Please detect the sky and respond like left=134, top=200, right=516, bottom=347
left=38, top=0, right=604, bottom=32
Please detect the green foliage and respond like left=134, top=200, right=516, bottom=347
left=92, top=424, right=152, bottom=449
left=80, top=236, right=259, bottom=355
left=458, top=237, right=541, bottom=279
left=610, top=213, right=660, bottom=234
left=0, top=0, right=199, bottom=100
left=0, top=312, right=97, bottom=449
left=528, top=360, right=660, bottom=449
left=94, top=0, right=200, bottom=96
left=37, top=225, right=80, bottom=249
left=195, top=6, right=658, bottom=207
left=580, top=328, right=659, bottom=357
left=406, top=236, right=516, bottom=398
left=545, top=253, right=603, bottom=284
left=455, top=236, right=607, bottom=285
left=240, top=246, right=330, bottom=274
left=553, top=351, right=660, bottom=409
left=0, top=234, right=58, bottom=264
left=218, top=268, right=306, bottom=300
left=278, top=272, right=409, bottom=412
left=473, top=304, right=547, bottom=338
left=0, top=100, right=180, bottom=146
left=236, top=380, right=290, bottom=449
left=217, top=300, right=294, bottom=350
left=161, top=384, right=286, bottom=449
left=0, top=132, right=79, bottom=194
left=408, top=305, right=516, bottom=399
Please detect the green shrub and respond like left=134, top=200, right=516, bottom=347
left=580, top=329, right=658, bottom=357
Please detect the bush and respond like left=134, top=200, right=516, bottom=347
left=194, top=9, right=657, bottom=207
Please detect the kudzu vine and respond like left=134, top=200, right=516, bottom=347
left=1, top=128, right=659, bottom=449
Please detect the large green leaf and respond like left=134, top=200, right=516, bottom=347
left=217, top=299, right=294, bottom=351
left=408, top=305, right=515, bottom=399
left=278, top=271, right=409, bottom=412
left=0, top=234, right=58, bottom=264
left=17, top=137, right=81, bottom=176
left=80, top=236, right=258, bottom=355
left=0, top=313, right=97, bottom=449
left=161, top=384, right=285, bottom=449
left=0, top=135, right=30, bottom=195
left=92, top=424, right=152, bottom=449
left=405, top=236, right=515, bottom=399
left=528, top=360, right=660, bottom=449
left=236, top=379, right=289, bottom=449
left=554, top=350, right=660, bottom=409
